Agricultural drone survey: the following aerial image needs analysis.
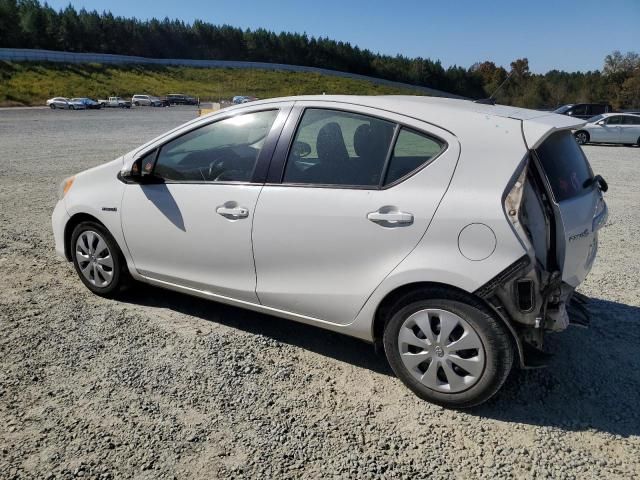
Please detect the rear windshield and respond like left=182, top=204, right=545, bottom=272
left=535, top=131, right=593, bottom=202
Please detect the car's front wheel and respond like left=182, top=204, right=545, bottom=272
left=70, top=221, right=129, bottom=297
left=383, top=288, right=513, bottom=408
left=575, top=131, right=589, bottom=145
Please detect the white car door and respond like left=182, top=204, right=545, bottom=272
left=621, top=115, right=640, bottom=143
left=598, top=115, right=623, bottom=143
left=252, top=103, right=460, bottom=325
left=121, top=107, right=286, bottom=302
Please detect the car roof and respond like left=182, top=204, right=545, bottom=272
left=236, top=95, right=586, bottom=148
left=600, top=112, right=640, bottom=117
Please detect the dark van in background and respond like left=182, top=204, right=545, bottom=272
left=554, top=103, right=613, bottom=119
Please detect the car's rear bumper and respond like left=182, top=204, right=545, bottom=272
left=52, top=200, right=70, bottom=260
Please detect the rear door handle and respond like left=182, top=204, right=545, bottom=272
left=216, top=206, right=249, bottom=219
left=367, top=211, right=414, bottom=225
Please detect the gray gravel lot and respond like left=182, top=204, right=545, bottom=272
left=1, top=107, right=639, bottom=479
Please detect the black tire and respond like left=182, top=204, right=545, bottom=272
left=50, top=104, right=56, bottom=109
left=70, top=105, right=75, bottom=110
left=574, top=131, right=589, bottom=145
left=383, top=287, right=514, bottom=408
left=134, top=102, right=140, bottom=106
left=70, top=221, right=130, bottom=298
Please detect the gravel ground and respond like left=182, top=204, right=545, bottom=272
left=1, top=107, right=639, bottom=479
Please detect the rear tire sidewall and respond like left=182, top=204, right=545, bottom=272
left=383, top=295, right=513, bottom=408
left=70, top=221, right=126, bottom=297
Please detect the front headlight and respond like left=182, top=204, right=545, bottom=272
left=58, top=176, right=75, bottom=200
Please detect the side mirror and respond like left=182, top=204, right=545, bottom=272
left=122, top=150, right=163, bottom=183
left=596, top=120, right=606, bottom=126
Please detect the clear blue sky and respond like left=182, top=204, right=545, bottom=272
left=47, top=0, right=639, bottom=73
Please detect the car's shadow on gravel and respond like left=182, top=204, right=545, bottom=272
left=121, top=286, right=639, bottom=436
left=476, top=298, right=640, bottom=438
left=119, top=284, right=393, bottom=376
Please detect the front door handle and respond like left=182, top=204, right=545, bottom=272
left=367, top=210, right=414, bottom=225
left=216, top=206, right=249, bottom=219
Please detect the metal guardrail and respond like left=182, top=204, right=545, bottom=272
left=0, top=48, right=462, bottom=99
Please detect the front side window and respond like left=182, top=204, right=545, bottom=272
left=605, top=116, right=623, bottom=125
left=283, top=109, right=395, bottom=187
left=153, top=110, right=278, bottom=182
left=384, top=129, right=445, bottom=186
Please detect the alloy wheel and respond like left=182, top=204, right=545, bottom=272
left=75, top=230, right=114, bottom=287
left=575, top=132, right=588, bottom=145
left=397, top=308, right=485, bottom=393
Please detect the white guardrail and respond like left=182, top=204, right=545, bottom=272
left=0, top=48, right=462, bottom=99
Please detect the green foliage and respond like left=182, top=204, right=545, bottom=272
left=0, top=61, right=419, bottom=106
left=1, top=1, right=638, bottom=108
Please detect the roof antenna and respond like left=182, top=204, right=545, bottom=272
left=474, top=70, right=514, bottom=105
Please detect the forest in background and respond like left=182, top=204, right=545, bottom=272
left=1, top=0, right=639, bottom=109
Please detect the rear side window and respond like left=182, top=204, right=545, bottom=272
left=282, top=108, right=447, bottom=188
left=535, top=131, right=593, bottom=202
left=384, top=129, right=445, bottom=186
left=283, top=109, right=395, bottom=187
left=587, top=105, right=605, bottom=115
left=623, top=116, right=640, bottom=125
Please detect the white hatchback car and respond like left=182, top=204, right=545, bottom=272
left=574, top=113, right=640, bottom=146
left=52, top=96, right=608, bottom=407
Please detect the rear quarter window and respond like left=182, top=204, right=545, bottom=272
left=535, top=131, right=593, bottom=202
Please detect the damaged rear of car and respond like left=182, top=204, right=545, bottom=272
left=477, top=117, right=608, bottom=367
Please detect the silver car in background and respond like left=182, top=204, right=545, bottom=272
left=46, top=97, right=86, bottom=110
left=574, top=113, right=640, bottom=146
left=132, top=94, right=165, bottom=107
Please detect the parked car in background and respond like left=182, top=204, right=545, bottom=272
left=98, top=97, right=132, bottom=108
left=132, top=94, right=167, bottom=107
left=46, top=97, right=86, bottom=110
left=232, top=95, right=258, bottom=104
left=165, top=94, right=198, bottom=105
left=554, top=103, right=612, bottom=120
left=52, top=95, right=608, bottom=408
left=574, top=113, right=640, bottom=145
left=70, top=98, right=101, bottom=109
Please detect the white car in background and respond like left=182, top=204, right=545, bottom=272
left=46, top=97, right=86, bottom=110
left=52, top=96, right=608, bottom=408
left=574, top=113, right=640, bottom=146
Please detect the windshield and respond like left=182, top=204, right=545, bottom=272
left=553, top=105, right=573, bottom=114
left=586, top=114, right=604, bottom=123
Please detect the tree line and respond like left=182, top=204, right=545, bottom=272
left=1, top=0, right=638, bottom=109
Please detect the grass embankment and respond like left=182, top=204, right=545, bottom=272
left=0, top=61, right=419, bottom=107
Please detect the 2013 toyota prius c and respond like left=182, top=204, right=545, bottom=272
left=52, top=96, right=608, bottom=408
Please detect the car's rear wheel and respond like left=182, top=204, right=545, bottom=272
left=574, top=131, right=589, bottom=145
left=71, top=221, right=129, bottom=297
left=383, top=288, right=513, bottom=408
left=50, top=104, right=56, bottom=109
